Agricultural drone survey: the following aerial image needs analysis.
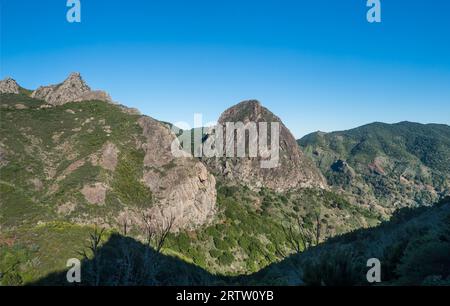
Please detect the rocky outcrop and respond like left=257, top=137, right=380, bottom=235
left=203, top=100, right=327, bottom=192
left=81, top=182, right=107, bottom=205
left=31, top=73, right=112, bottom=105
left=2, top=73, right=216, bottom=231
left=331, top=159, right=355, bottom=177
left=99, top=142, right=119, bottom=171
left=138, top=116, right=217, bottom=230
left=74, top=90, right=112, bottom=103
left=0, top=77, right=20, bottom=94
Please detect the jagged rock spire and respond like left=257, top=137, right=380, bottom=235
left=31, top=72, right=111, bottom=105
left=0, top=77, right=20, bottom=94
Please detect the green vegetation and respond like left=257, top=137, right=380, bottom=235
left=1, top=93, right=448, bottom=286
left=164, top=182, right=379, bottom=275
left=2, top=199, right=447, bottom=286
left=0, top=95, right=146, bottom=228
left=0, top=177, right=379, bottom=284
left=112, top=151, right=153, bottom=208
left=299, top=122, right=450, bottom=208
left=254, top=197, right=450, bottom=285
left=0, top=222, right=102, bottom=285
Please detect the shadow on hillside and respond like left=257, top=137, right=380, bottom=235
left=31, top=198, right=450, bottom=286
left=31, top=234, right=235, bottom=286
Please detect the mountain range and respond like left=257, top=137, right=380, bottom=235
left=299, top=122, right=450, bottom=215
left=0, top=73, right=449, bottom=285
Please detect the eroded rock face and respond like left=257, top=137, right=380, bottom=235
left=75, top=90, right=112, bottom=103
left=0, top=77, right=20, bottom=94
left=204, top=100, right=327, bottom=192
left=81, top=182, right=107, bottom=205
left=31, top=73, right=111, bottom=105
left=99, top=142, right=119, bottom=171
left=138, top=116, right=217, bottom=230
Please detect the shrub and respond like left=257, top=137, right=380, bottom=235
left=213, top=237, right=229, bottom=251
left=302, top=249, right=364, bottom=286
left=209, top=249, right=221, bottom=258
left=396, top=240, right=450, bottom=284
left=218, top=252, right=234, bottom=266
left=176, top=233, right=191, bottom=251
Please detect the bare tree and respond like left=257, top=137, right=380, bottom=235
left=78, top=226, right=105, bottom=285
left=79, top=226, right=104, bottom=259
left=153, top=214, right=175, bottom=253
left=118, top=211, right=130, bottom=236
left=276, top=210, right=324, bottom=259
left=137, top=213, right=176, bottom=285
left=282, top=215, right=315, bottom=253
left=141, top=211, right=156, bottom=247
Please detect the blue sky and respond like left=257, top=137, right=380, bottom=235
left=1, top=0, right=450, bottom=137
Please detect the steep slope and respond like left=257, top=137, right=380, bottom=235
left=5, top=197, right=447, bottom=286
left=204, top=100, right=326, bottom=192
left=0, top=74, right=216, bottom=231
left=252, top=197, right=450, bottom=285
left=299, top=122, right=450, bottom=212
left=0, top=183, right=380, bottom=284
left=1, top=84, right=382, bottom=282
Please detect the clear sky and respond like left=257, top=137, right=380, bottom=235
left=1, top=0, right=450, bottom=138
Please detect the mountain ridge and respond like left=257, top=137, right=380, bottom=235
left=0, top=73, right=218, bottom=232
left=2, top=73, right=449, bottom=285
left=299, top=121, right=450, bottom=213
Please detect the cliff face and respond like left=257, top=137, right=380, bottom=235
left=203, top=100, right=327, bottom=192
left=1, top=73, right=217, bottom=232
left=138, top=116, right=217, bottom=230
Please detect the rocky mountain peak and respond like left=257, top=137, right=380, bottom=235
left=31, top=72, right=111, bottom=105
left=220, top=99, right=261, bottom=115
left=218, top=100, right=270, bottom=124
left=63, top=72, right=90, bottom=90
left=204, top=100, right=327, bottom=192
left=0, top=77, right=20, bottom=94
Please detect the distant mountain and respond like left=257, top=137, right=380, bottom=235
left=299, top=122, right=450, bottom=213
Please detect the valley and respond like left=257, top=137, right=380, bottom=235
left=0, top=74, right=449, bottom=285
